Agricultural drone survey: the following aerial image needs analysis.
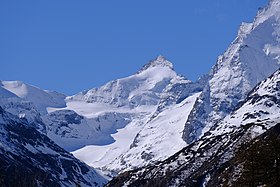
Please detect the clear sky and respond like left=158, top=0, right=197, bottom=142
left=0, top=0, right=268, bottom=95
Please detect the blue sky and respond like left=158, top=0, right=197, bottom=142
left=0, top=0, right=268, bottom=95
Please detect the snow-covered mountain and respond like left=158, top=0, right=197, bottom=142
left=0, top=56, right=203, bottom=179
left=0, top=80, right=67, bottom=134
left=42, top=56, right=204, bottom=176
left=1, top=1, right=280, bottom=185
left=183, top=0, right=280, bottom=143
left=0, top=106, right=107, bottom=187
left=0, top=83, right=47, bottom=134
left=1, top=81, right=66, bottom=115
left=107, top=67, right=280, bottom=187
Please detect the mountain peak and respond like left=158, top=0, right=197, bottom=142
left=138, top=55, right=174, bottom=73
left=155, top=55, right=167, bottom=62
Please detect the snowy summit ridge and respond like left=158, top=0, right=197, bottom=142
left=138, top=55, right=174, bottom=73
left=68, top=55, right=178, bottom=108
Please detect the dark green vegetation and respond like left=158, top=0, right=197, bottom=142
left=209, top=123, right=280, bottom=187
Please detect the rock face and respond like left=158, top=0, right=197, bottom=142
left=183, top=0, right=280, bottom=143
left=107, top=68, right=280, bottom=187
left=0, top=106, right=107, bottom=187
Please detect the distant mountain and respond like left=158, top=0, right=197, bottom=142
left=1, top=81, right=66, bottom=115
left=0, top=106, right=107, bottom=187
left=107, top=68, right=280, bottom=187
left=0, top=83, right=46, bottom=134
left=183, top=0, right=280, bottom=143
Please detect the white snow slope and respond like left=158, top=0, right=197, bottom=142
left=73, top=92, right=200, bottom=174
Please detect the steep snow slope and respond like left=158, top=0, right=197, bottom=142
left=0, top=106, right=107, bottom=187
left=211, top=68, right=280, bottom=135
left=1, top=81, right=66, bottom=114
left=183, top=0, right=280, bottom=143
left=108, top=68, right=280, bottom=187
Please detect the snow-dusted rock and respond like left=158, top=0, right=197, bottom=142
left=211, top=68, right=280, bottom=136
left=0, top=106, right=107, bottom=187
left=183, top=0, right=280, bottom=143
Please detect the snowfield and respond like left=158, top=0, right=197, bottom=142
left=73, top=92, right=200, bottom=173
